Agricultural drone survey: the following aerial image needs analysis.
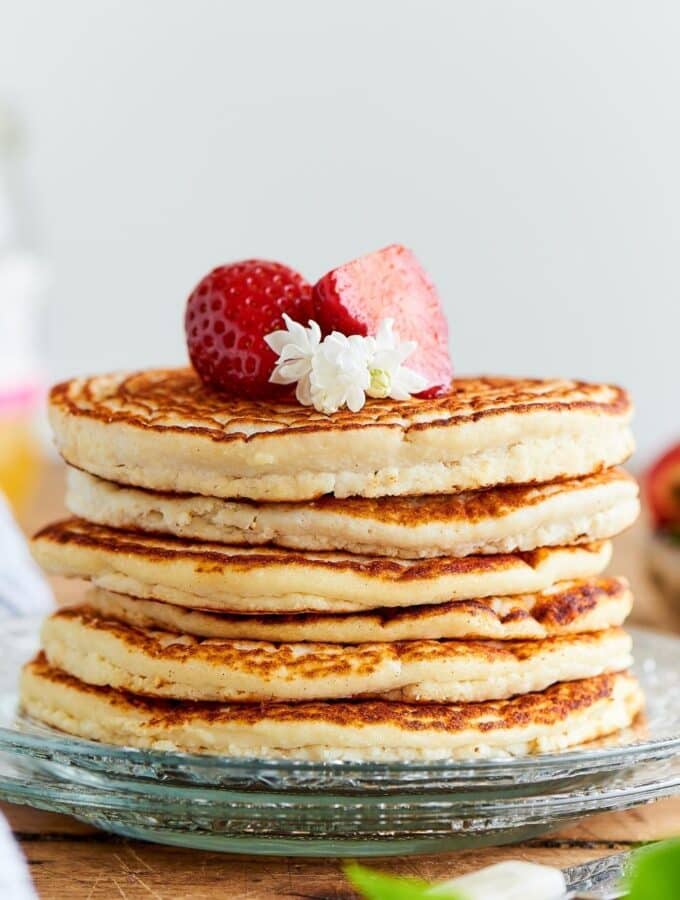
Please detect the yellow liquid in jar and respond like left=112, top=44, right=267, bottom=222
left=0, top=415, right=42, bottom=510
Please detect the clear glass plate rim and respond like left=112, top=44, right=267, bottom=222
left=2, top=755, right=680, bottom=816
left=1, top=621, right=679, bottom=775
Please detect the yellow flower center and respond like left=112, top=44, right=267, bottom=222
left=368, top=368, right=391, bottom=398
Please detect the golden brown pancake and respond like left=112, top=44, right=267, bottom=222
left=41, top=608, right=633, bottom=703
left=85, top=578, right=633, bottom=642
left=20, top=656, right=643, bottom=761
left=31, top=518, right=613, bottom=614
left=66, top=467, right=640, bottom=558
left=50, top=370, right=634, bottom=501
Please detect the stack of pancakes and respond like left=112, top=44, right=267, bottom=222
left=21, top=370, right=644, bottom=761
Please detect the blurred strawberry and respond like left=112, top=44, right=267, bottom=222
left=312, top=244, right=452, bottom=396
left=647, top=442, right=680, bottom=528
left=185, top=260, right=312, bottom=399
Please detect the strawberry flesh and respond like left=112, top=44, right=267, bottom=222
left=313, top=244, right=452, bottom=395
left=185, top=260, right=312, bottom=399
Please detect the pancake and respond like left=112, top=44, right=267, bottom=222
left=41, top=609, right=633, bottom=703
left=31, top=519, right=613, bottom=614
left=20, top=657, right=643, bottom=761
left=50, top=370, right=634, bottom=501
left=66, top=467, right=639, bottom=559
left=85, top=578, right=633, bottom=642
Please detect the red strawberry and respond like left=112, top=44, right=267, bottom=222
left=647, top=442, right=680, bottom=528
left=313, top=244, right=452, bottom=396
left=185, top=260, right=312, bottom=399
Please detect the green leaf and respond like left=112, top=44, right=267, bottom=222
left=627, top=839, right=680, bottom=899
left=344, top=863, right=463, bottom=900
left=345, top=842, right=680, bottom=900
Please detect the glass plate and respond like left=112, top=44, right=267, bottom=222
left=2, top=751, right=680, bottom=856
left=1, top=619, right=679, bottom=855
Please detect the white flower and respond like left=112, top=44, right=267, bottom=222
left=265, top=314, right=322, bottom=406
left=365, top=319, right=428, bottom=400
left=265, top=315, right=429, bottom=415
left=308, top=331, right=371, bottom=414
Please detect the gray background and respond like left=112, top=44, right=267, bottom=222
left=2, top=1, right=677, bottom=461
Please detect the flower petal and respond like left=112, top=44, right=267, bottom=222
left=296, top=374, right=313, bottom=406
left=278, top=358, right=312, bottom=381
left=281, top=314, right=308, bottom=344
left=263, top=329, right=291, bottom=355
left=374, top=318, right=396, bottom=349
left=269, top=366, right=292, bottom=385
left=390, top=365, right=429, bottom=398
left=346, top=383, right=367, bottom=412
left=306, top=319, right=322, bottom=346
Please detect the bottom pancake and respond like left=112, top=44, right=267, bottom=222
left=20, top=657, right=643, bottom=761
left=40, top=608, right=633, bottom=703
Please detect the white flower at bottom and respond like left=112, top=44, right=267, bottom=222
left=265, top=315, right=430, bottom=415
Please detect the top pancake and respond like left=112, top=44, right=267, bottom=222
left=50, top=369, right=634, bottom=501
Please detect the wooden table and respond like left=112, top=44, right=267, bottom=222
left=6, top=463, right=680, bottom=899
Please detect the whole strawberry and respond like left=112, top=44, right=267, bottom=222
left=185, top=260, right=312, bottom=399
left=313, top=244, right=453, bottom=396
left=647, top=442, right=680, bottom=529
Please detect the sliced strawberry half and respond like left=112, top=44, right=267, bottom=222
left=646, top=442, right=680, bottom=527
left=312, top=244, right=452, bottom=396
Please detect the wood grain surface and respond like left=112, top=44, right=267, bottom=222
left=7, top=462, right=680, bottom=899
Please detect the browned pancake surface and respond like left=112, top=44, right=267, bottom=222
left=304, top=469, right=636, bottom=524
left=49, top=606, right=627, bottom=673
left=51, top=370, right=631, bottom=442
left=26, top=653, right=634, bottom=732
left=92, top=576, right=629, bottom=634
left=34, top=518, right=607, bottom=582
